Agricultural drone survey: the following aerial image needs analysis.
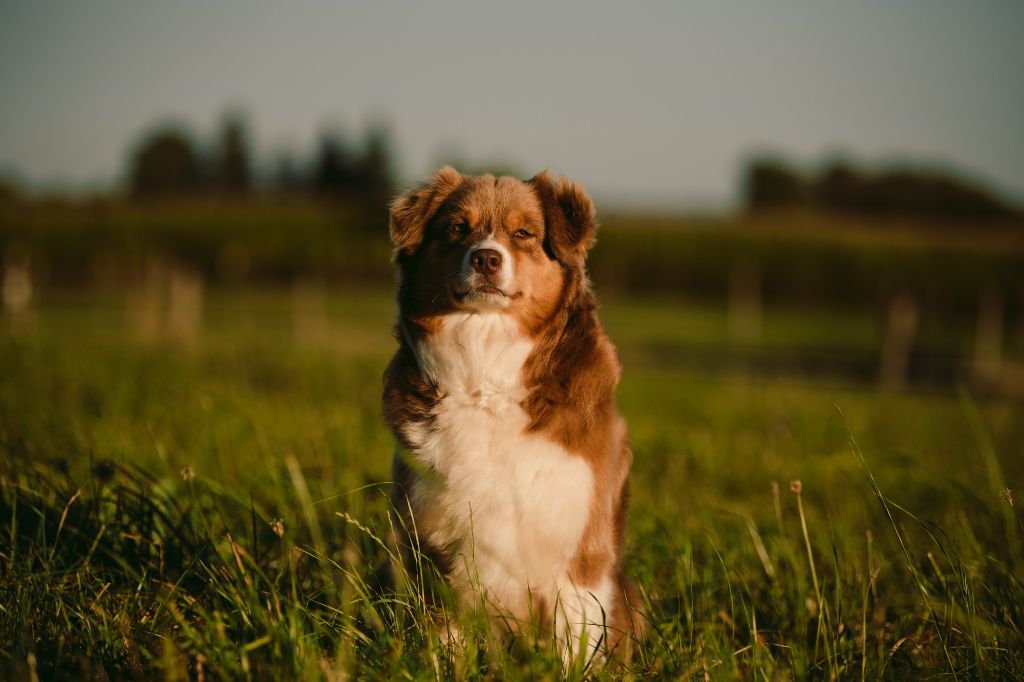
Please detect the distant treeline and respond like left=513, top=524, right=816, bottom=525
left=2, top=114, right=1023, bottom=325
left=126, top=114, right=394, bottom=218
left=743, top=156, right=1022, bottom=222
left=4, top=109, right=1023, bottom=230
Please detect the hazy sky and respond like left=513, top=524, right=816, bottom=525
left=1, top=1, right=1022, bottom=208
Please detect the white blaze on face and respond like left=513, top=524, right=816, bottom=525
left=460, top=235, right=516, bottom=309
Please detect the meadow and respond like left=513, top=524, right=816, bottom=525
left=2, top=283, right=1022, bottom=680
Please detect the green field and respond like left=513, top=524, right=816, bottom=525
left=2, top=288, right=1023, bottom=679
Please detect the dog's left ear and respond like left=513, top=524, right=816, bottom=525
left=528, top=170, right=596, bottom=265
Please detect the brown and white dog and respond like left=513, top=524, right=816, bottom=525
left=383, top=166, right=641, bottom=659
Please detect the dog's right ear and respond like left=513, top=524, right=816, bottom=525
left=389, top=166, right=464, bottom=256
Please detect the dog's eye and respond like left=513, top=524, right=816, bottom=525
left=450, top=221, right=469, bottom=238
left=513, top=228, right=533, bottom=239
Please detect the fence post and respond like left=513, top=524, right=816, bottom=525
left=167, top=264, right=204, bottom=345
left=127, top=257, right=165, bottom=343
left=3, top=246, right=33, bottom=333
left=879, top=292, right=918, bottom=390
left=974, top=287, right=1003, bottom=385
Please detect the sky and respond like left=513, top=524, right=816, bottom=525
left=1, top=1, right=1023, bottom=209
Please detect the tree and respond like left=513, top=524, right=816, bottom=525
left=213, top=114, right=252, bottom=194
left=313, top=131, right=356, bottom=197
left=311, top=126, right=396, bottom=213
left=814, top=161, right=864, bottom=212
left=128, top=126, right=200, bottom=196
left=743, top=157, right=806, bottom=209
left=354, top=125, right=394, bottom=206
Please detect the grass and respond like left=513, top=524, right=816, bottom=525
left=1, top=287, right=1023, bottom=679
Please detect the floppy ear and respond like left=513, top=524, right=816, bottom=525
left=389, top=166, right=464, bottom=256
left=528, top=170, right=596, bottom=265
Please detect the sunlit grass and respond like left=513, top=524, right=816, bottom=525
left=1, top=288, right=1022, bottom=679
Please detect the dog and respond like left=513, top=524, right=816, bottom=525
left=383, top=166, right=642, bottom=660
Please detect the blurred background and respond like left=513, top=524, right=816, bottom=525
left=2, top=1, right=1023, bottom=463
left=2, top=1, right=1022, bottom=397
left=2, top=3, right=1024, bottom=676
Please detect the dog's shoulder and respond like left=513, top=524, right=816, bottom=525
left=383, top=339, right=439, bottom=449
left=521, top=288, right=622, bottom=443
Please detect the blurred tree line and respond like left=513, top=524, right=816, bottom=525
left=128, top=114, right=394, bottom=216
left=744, top=155, right=1022, bottom=222
left=2, top=118, right=1022, bottom=327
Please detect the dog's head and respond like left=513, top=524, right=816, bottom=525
left=390, top=166, right=596, bottom=329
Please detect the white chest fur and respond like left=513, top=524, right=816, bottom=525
left=405, top=312, right=595, bottom=617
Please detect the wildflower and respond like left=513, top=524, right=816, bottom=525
left=1002, top=488, right=1014, bottom=507
left=270, top=519, right=285, bottom=538
left=790, top=479, right=802, bottom=494
left=181, top=465, right=195, bottom=482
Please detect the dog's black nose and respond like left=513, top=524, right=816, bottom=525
left=471, top=248, right=502, bottom=276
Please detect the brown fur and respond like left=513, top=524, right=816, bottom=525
left=382, top=166, right=645, bottom=655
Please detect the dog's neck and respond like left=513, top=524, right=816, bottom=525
left=410, top=311, right=533, bottom=403
left=397, top=269, right=593, bottom=397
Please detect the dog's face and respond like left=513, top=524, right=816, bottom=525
left=390, top=166, right=596, bottom=330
